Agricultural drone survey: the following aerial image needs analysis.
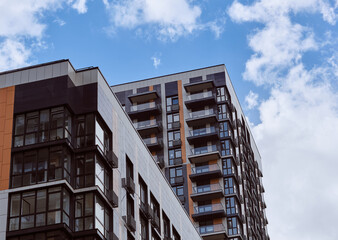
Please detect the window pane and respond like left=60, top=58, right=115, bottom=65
left=48, top=192, right=61, bottom=210
left=40, top=110, right=49, bottom=131
left=36, top=213, right=46, bottom=227
left=36, top=190, right=46, bottom=213
left=10, top=194, right=20, bottom=217
left=85, top=193, right=93, bottom=215
left=47, top=210, right=61, bottom=225
left=12, top=154, right=23, bottom=174
left=15, top=115, right=25, bottom=135
left=21, top=215, right=34, bottom=229
left=63, top=189, right=70, bottom=214
left=9, top=217, right=19, bottom=231
left=75, top=196, right=84, bottom=218
left=22, top=192, right=35, bottom=215
left=14, top=136, right=24, bottom=147
left=95, top=160, right=105, bottom=192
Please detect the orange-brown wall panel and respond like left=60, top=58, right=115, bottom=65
left=177, top=80, right=195, bottom=218
left=0, top=86, right=15, bottom=190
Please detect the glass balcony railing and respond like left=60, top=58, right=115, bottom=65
left=197, top=223, right=227, bottom=235
left=191, top=163, right=221, bottom=174
left=186, top=91, right=214, bottom=101
left=189, top=127, right=217, bottom=137
left=130, top=102, right=157, bottom=112
left=188, top=109, right=215, bottom=119
left=143, top=136, right=161, bottom=145
left=190, top=144, right=218, bottom=155
left=194, top=203, right=225, bottom=214
left=133, top=119, right=159, bottom=129
left=192, top=183, right=223, bottom=195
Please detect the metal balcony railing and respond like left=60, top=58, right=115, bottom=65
left=193, top=203, right=225, bottom=214
left=197, top=223, right=227, bottom=235
left=189, top=126, right=217, bottom=137
left=192, top=183, right=223, bottom=194
left=191, top=163, right=222, bottom=175
left=190, top=144, right=218, bottom=155
left=133, top=119, right=161, bottom=129
left=188, top=108, right=215, bottom=119
left=186, top=91, right=214, bottom=101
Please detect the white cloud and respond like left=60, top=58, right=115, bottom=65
left=245, top=90, right=258, bottom=109
left=0, top=38, right=31, bottom=71
left=229, top=0, right=338, bottom=239
left=54, top=18, right=66, bottom=26
left=71, top=0, right=88, bottom=14
left=0, top=0, right=85, bottom=72
left=151, top=56, right=161, bottom=69
left=103, top=0, right=223, bottom=41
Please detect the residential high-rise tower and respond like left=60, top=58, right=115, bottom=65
left=112, top=65, right=269, bottom=240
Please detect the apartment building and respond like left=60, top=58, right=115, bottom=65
left=111, top=65, right=269, bottom=240
left=0, top=60, right=202, bottom=240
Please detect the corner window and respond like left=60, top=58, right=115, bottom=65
left=13, top=106, right=72, bottom=148
left=8, top=186, right=70, bottom=231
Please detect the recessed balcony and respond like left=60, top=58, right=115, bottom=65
left=185, top=91, right=216, bottom=108
left=187, top=127, right=219, bottom=145
left=186, top=109, right=217, bottom=127
left=122, top=177, right=135, bottom=195
left=189, top=163, right=222, bottom=181
left=190, top=183, right=224, bottom=201
left=197, top=223, right=228, bottom=240
left=188, top=145, right=221, bottom=164
left=192, top=203, right=226, bottom=221
left=128, top=102, right=161, bottom=118
left=133, top=119, right=162, bottom=135
left=128, top=90, right=159, bottom=104
left=184, top=79, right=215, bottom=92
left=143, top=136, right=163, bottom=151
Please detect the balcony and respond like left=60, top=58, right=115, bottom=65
left=168, top=121, right=181, bottom=130
left=133, top=119, right=162, bottom=135
left=185, top=91, right=216, bottom=108
left=106, top=150, right=118, bottom=168
left=122, top=177, right=135, bottom=195
left=188, top=145, right=221, bottom=164
left=184, top=79, right=215, bottom=92
left=186, top=109, right=217, bottom=127
left=140, top=202, right=153, bottom=219
left=190, top=183, right=224, bottom=201
left=143, top=136, right=163, bottom=151
left=128, top=102, right=161, bottom=118
left=189, top=163, right=222, bottom=181
left=107, top=189, right=119, bottom=208
left=154, top=155, right=165, bottom=168
left=187, top=127, right=219, bottom=145
left=128, top=90, right=159, bottom=104
left=197, top=224, right=227, bottom=240
left=123, top=215, right=136, bottom=232
left=192, top=203, right=226, bottom=221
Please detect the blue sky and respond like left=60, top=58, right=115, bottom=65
left=1, top=0, right=338, bottom=239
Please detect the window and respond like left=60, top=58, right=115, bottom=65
left=173, top=227, right=181, bottom=240
left=8, top=186, right=70, bottom=231
left=76, top=153, right=94, bottom=188
left=75, top=192, right=94, bottom=231
left=224, top=177, right=236, bottom=195
left=168, top=148, right=182, bottom=165
left=218, top=104, right=230, bottom=120
left=221, top=140, right=233, bottom=156
left=216, top=87, right=226, bottom=102
left=166, top=96, right=179, bottom=112
left=140, top=214, right=148, bottom=240
left=168, top=130, right=181, bottom=147
left=169, top=167, right=183, bottom=185
left=226, top=197, right=238, bottom=215
left=223, top=158, right=236, bottom=176
left=227, top=217, right=241, bottom=236
left=167, top=113, right=180, bottom=129
left=172, top=185, right=184, bottom=198
left=13, top=107, right=72, bottom=148
left=95, top=197, right=110, bottom=238
left=95, top=120, right=110, bottom=155
left=139, top=176, right=148, bottom=205
left=216, top=87, right=229, bottom=102
left=11, top=146, right=71, bottom=188
left=95, top=157, right=111, bottom=195
left=199, top=220, right=214, bottom=234
left=163, top=212, right=170, bottom=238
left=219, top=121, right=231, bottom=138
left=150, top=194, right=160, bottom=231
left=76, top=114, right=94, bottom=148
